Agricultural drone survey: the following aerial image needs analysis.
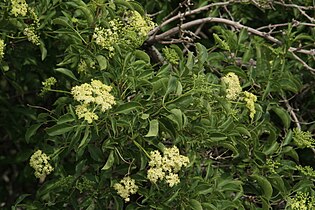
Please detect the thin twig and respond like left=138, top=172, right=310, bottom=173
left=147, top=17, right=281, bottom=44
left=291, top=52, right=315, bottom=72
left=148, top=1, right=232, bottom=36
left=147, top=17, right=315, bottom=57
left=274, top=1, right=315, bottom=22
left=256, top=21, right=315, bottom=31
left=282, top=97, right=301, bottom=130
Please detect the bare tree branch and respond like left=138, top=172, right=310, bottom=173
left=291, top=52, right=315, bottom=72
left=148, top=1, right=232, bottom=36
left=274, top=1, right=315, bottom=23
left=147, top=17, right=315, bottom=56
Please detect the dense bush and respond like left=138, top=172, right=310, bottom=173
left=1, top=0, right=315, bottom=209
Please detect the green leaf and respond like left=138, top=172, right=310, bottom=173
left=57, top=113, right=75, bottom=124
left=283, top=130, right=293, bottom=146
left=189, top=199, right=203, bottom=210
left=145, top=119, right=159, bottom=137
left=78, top=126, right=90, bottom=148
left=134, top=50, right=150, bottom=63
left=263, top=141, right=279, bottom=155
left=46, top=124, right=74, bottom=136
left=88, top=144, right=103, bottom=162
left=96, top=55, right=107, bottom=70
left=114, top=102, right=142, bottom=114
left=77, top=5, right=94, bottom=26
left=25, top=124, right=42, bottom=143
left=13, top=194, right=31, bottom=207
left=166, top=108, right=186, bottom=129
left=52, top=16, right=72, bottom=27
left=114, top=0, right=134, bottom=10
left=271, top=107, right=291, bottom=129
left=250, top=174, right=273, bottom=200
left=128, top=1, right=145, bottom=15
left=102, top=150, right=115, bottom=170
left=55, top=68, right=78, bottom=81
left=279, top=78, right=299, bottom=93
left=39, top=41, right=47, bottom=61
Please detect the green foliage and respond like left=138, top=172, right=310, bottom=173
left=1, top=0, right=315, bottom=209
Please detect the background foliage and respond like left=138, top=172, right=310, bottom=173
left=1, top=0, right=315, bottom=209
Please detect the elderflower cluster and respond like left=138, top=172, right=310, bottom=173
left=71, top=80, right=115, bottom=123
left=28, top=7, right=40, bottom=28
left=123, top=11, right=155, bottom=48
left=293, top=128, right=315, bottom=149
left=289, top=192, right=315, bottom=210
left=266, top=159, right=280, bottom=174
left=113, top=176, right=138, bottom=202
left=29, top=150, right=54, bottom=179
left=221, top=72, right=258, bottom=119
left=0, top=39, right=5, bottom=60
left=125, top=11, right=155, bottom=37
left=163, top=47, right=179, bottom=65
left=23, top=27, right=40, bottom=45
left=77, top=60, right=88, bottom=74
left=40, top=77, right=57, bottom=96
left=221, top=72, right=242, bottom=100
left=10, top=0, right=28, bottom=17
left=243, top=91, right=257, bottom=120
left=296, top=165, right=315, bottom=178
left=147, top=146, right=189, bottom=187
left=93, top=19, right=122, bottom=52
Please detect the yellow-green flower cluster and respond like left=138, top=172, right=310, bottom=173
left=71, top=80, right=115, bottom=123
left=77, top=60, right=88, bottom=74
left=29, top=150, right=54, bottom=179
left=221, top=72, right=242, bottom=100
left=221, top=72, right=258, bottom=119
left=28, top=7, right=40, bottom=28
left=162, top=47, right=179, bottom=65
left=113, top=176, right=138, bottom=202
left=243, top=91, right=257, bottom=120
left=289, top=192, right=315, bottom=210
left=296, top=165, right=315, bottom=178
left=93, top=19, right=122, bottom=52
left=23, top=27, right=40, bottom=45
left=125, top=11, right=155, bottom=37
left=147, top=146, right=189, bottom=187
left=266, top=159, right=280, bottom=174
left=10, top=0, right=28, bottom=17
left=0, top=39, right=5, bottom=60
left=40, top=77, right=57, bottom=95
left=293, top=128, right=315, bottom=149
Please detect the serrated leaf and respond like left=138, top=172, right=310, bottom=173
left=39, top=41, right=47, bottom=61
left=46, top=124, right=74, bottom=136
left=279, top=79, right=299, bottom=93
left=283, top=130, right=293, bottom=146
left=145, top=119, right=159, bottom=137
left=189, top=199, right=203, bottom=210
left=96, top=55, right=107, bottom=70
left=102, top=150, right=115, bottom=170
left=114, top=102, right=142, bottom=114
left=134, top=50, right=150, bottom=63
left=263, top=141, right=279, bottom=155
left=88, top=144, right=103, bottom=162
left=272, top=107, right=291, bottom=129
left=128, top=1, right=145, bottom=15
left=55, top=68, right=78, bottom=81
left=25, top=124, right=42, bottom=143
left=57, top=113, right=75, bottom=124
left=250, top=174, right=273, bottom=200
left=52, top=17, right=72, bottom=27
left=78, top=126, right=90, bottom=148
left=114, top=0, right=134, bottom=10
